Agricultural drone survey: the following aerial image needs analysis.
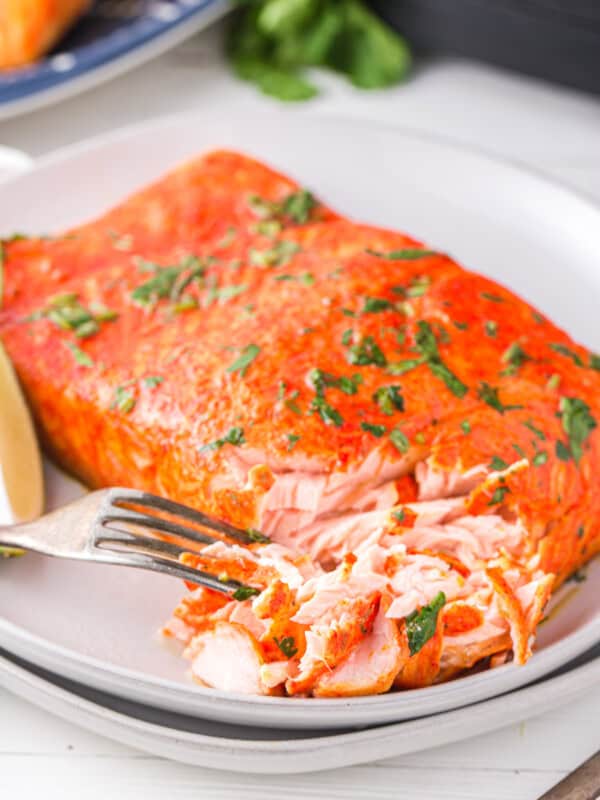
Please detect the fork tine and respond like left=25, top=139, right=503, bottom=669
left=93, top=528, right=252, bottom=597
left=101, top=506, right=218, bottom=547
left=105, top=488, right=257, bottom=544
left=95, top=528, right=190, bottom=560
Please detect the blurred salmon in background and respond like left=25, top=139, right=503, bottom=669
left=0, top=0, right=90, bottom=68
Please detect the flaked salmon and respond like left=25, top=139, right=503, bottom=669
left=1, top=150, right=599, bottom=697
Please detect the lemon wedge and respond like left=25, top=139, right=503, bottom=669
left=0, top=340, right=43, bottom=526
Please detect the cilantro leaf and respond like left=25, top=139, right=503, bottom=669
left=227, top=344, right=261, bottom=376
left=559, top=396, right=597, bottom=464
left=373, top=385, right=404, bottom=415
left=405, top=592, right=445, bottom=656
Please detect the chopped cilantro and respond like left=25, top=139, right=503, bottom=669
left=273, top=636, right=298, bottom=658
left=387, top=357, right=424, bottom=376
left=546, top=373, right=561, bottom=390
left=200, top=427, right=246, bottom=452
left=232, top=586, right=260, bottom=601
left=405, top=592, right=445, bottom=656
left=460, top=420, right=471, bottom=434
left=532, top=451, right=548, bottom=466
left=502, top=342, right=531, bottom=372
left=248, top=190, right=316, bottom=225
left=347, top=335, right=387, bottom=367
left=65, top=342, right=94, bottom=368
left=485, top=320, right=498, bottom=338
left=389, top=427, right=409, bottom=453
left=111, top=386, right=136, bottom=414
left=247, top=528, right=271, bottom=544
left=523, top=420, right=545, bottom=440
left=406, top=276, right=431, bottom=298
left=309, top=368, right=362, bottom=396
left=361, top=421, right=387, bottom=437
left=341, top=329, right=353, bottom=346
left=549, top=343, right=584, bottom=367
left=227, top=344, right=261, bottom=377
left=373, top=385, right=404, bottom=415
left=558, top=396, right=597, bottom=464
left=453, top=320, right=468, bottom=331
left=363, top=296, right=395, bottom=313
left=555, top=440, right=571, bottom=462
left=286, top=433, right=300, bottom=451
left=477, top=382, right=522, bottom=414
left=481, top=292, right=505, bottom=303
left=144, top=375, right=164, bottom=388
left=589, top=353, right=600, bottom=371
left=489, top=456, right=509, bottom=471
left=392, top=509, right=405, bottom=523
left=310, top=395, right=343, bottom=427
left=488, top=486, right=511, bottom=506
left=249, top=239, right=300, bottom=267
left=512, top=443, right=526, bottom=458
left=367, top=248, right=439, bottom=260
left=414, top=321, right=468, bottom=398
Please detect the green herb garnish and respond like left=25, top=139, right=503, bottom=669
left=227, top=344, right=261, bottom=377
left=501, top=342, right=531, bottom=372
left=273, top=636, right=298, bottom=658
left=65, top=342, right=94, bottom=368
left=489, top=456, right=509, bottom=471
left=477, top=382, right=522, bottom=414
left=460, top=420, right=471, bottom=434
left=228, top=2, right=411, bottom=102
left=361, top=421, right=387, bottom=437
left=347, top=335, right=387, bottom=367
left=249, top=239, right=300, bottom=267
left=481, top=292, right=505, bottom=303
left=414, top=320, right=468, bottom=398
left=233, top=586, right=260, bottom=601
left=549, top=343, right=584, bottom=367
left=144, top=375, right=164, bottom=388
left=363, top=296, right=395, bottom=313
left=372, top=385, right=404, bottom=415
left=247, top=528, right=271, bottom=544
left=286, top=433, right=300, bottom=451
left=488, top=486, right=511, bottom=506
left=200, top=426, right=246, bottom=452
left=523, top=420, right=545, bottom=441
left=389, top=427, right=409, bottom=453
left=111, top=386, right=136, bottom=414
left=558, top=396, right=597, bottom=464
left=532, top=451, right=548, bottom=466
left=405, top=592, right=446, bottom=656
left=484, top=320, right=498, bottom=338
left=368, top=248, right=438, bottom=260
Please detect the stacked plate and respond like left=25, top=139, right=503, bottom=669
left=1, top=114, right=599, bottom=771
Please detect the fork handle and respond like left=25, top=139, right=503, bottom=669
left=538, top=750, right=600, bottom=800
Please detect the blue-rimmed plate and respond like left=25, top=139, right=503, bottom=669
left=0, top=0, right=229, bottom=120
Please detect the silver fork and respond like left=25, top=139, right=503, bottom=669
left=0, top=488, right=264, bottom=598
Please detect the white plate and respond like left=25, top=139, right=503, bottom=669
left=0, top=113, right=599, bottom=730
left=1, top=644, right=599, bottom=773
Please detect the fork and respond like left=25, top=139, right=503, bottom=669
left=0, top=487, right=262, bottom=597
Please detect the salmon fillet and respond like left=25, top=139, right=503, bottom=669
left=0, top=0, right=89, bottom=68
left=2, top=150, right=599, bottom=697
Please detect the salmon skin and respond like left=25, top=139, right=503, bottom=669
left=2, top=150, right=600, bottom=697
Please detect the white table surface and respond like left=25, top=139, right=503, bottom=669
left=1, top=20, right=600, bottom=799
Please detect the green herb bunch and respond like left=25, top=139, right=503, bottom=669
left=228, top=0, right=411, bottom=101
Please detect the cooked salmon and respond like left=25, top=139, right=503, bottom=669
left=2, top=150, right=599, bottom=697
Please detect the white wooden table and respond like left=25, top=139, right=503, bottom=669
left=1, top=21, right=599, bottom=799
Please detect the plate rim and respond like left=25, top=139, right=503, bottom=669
left=0, top=0, right=229, bottom=122
left=1, top=647, right=599, bottom=772
left=1, top=110, right=600, bottom=727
